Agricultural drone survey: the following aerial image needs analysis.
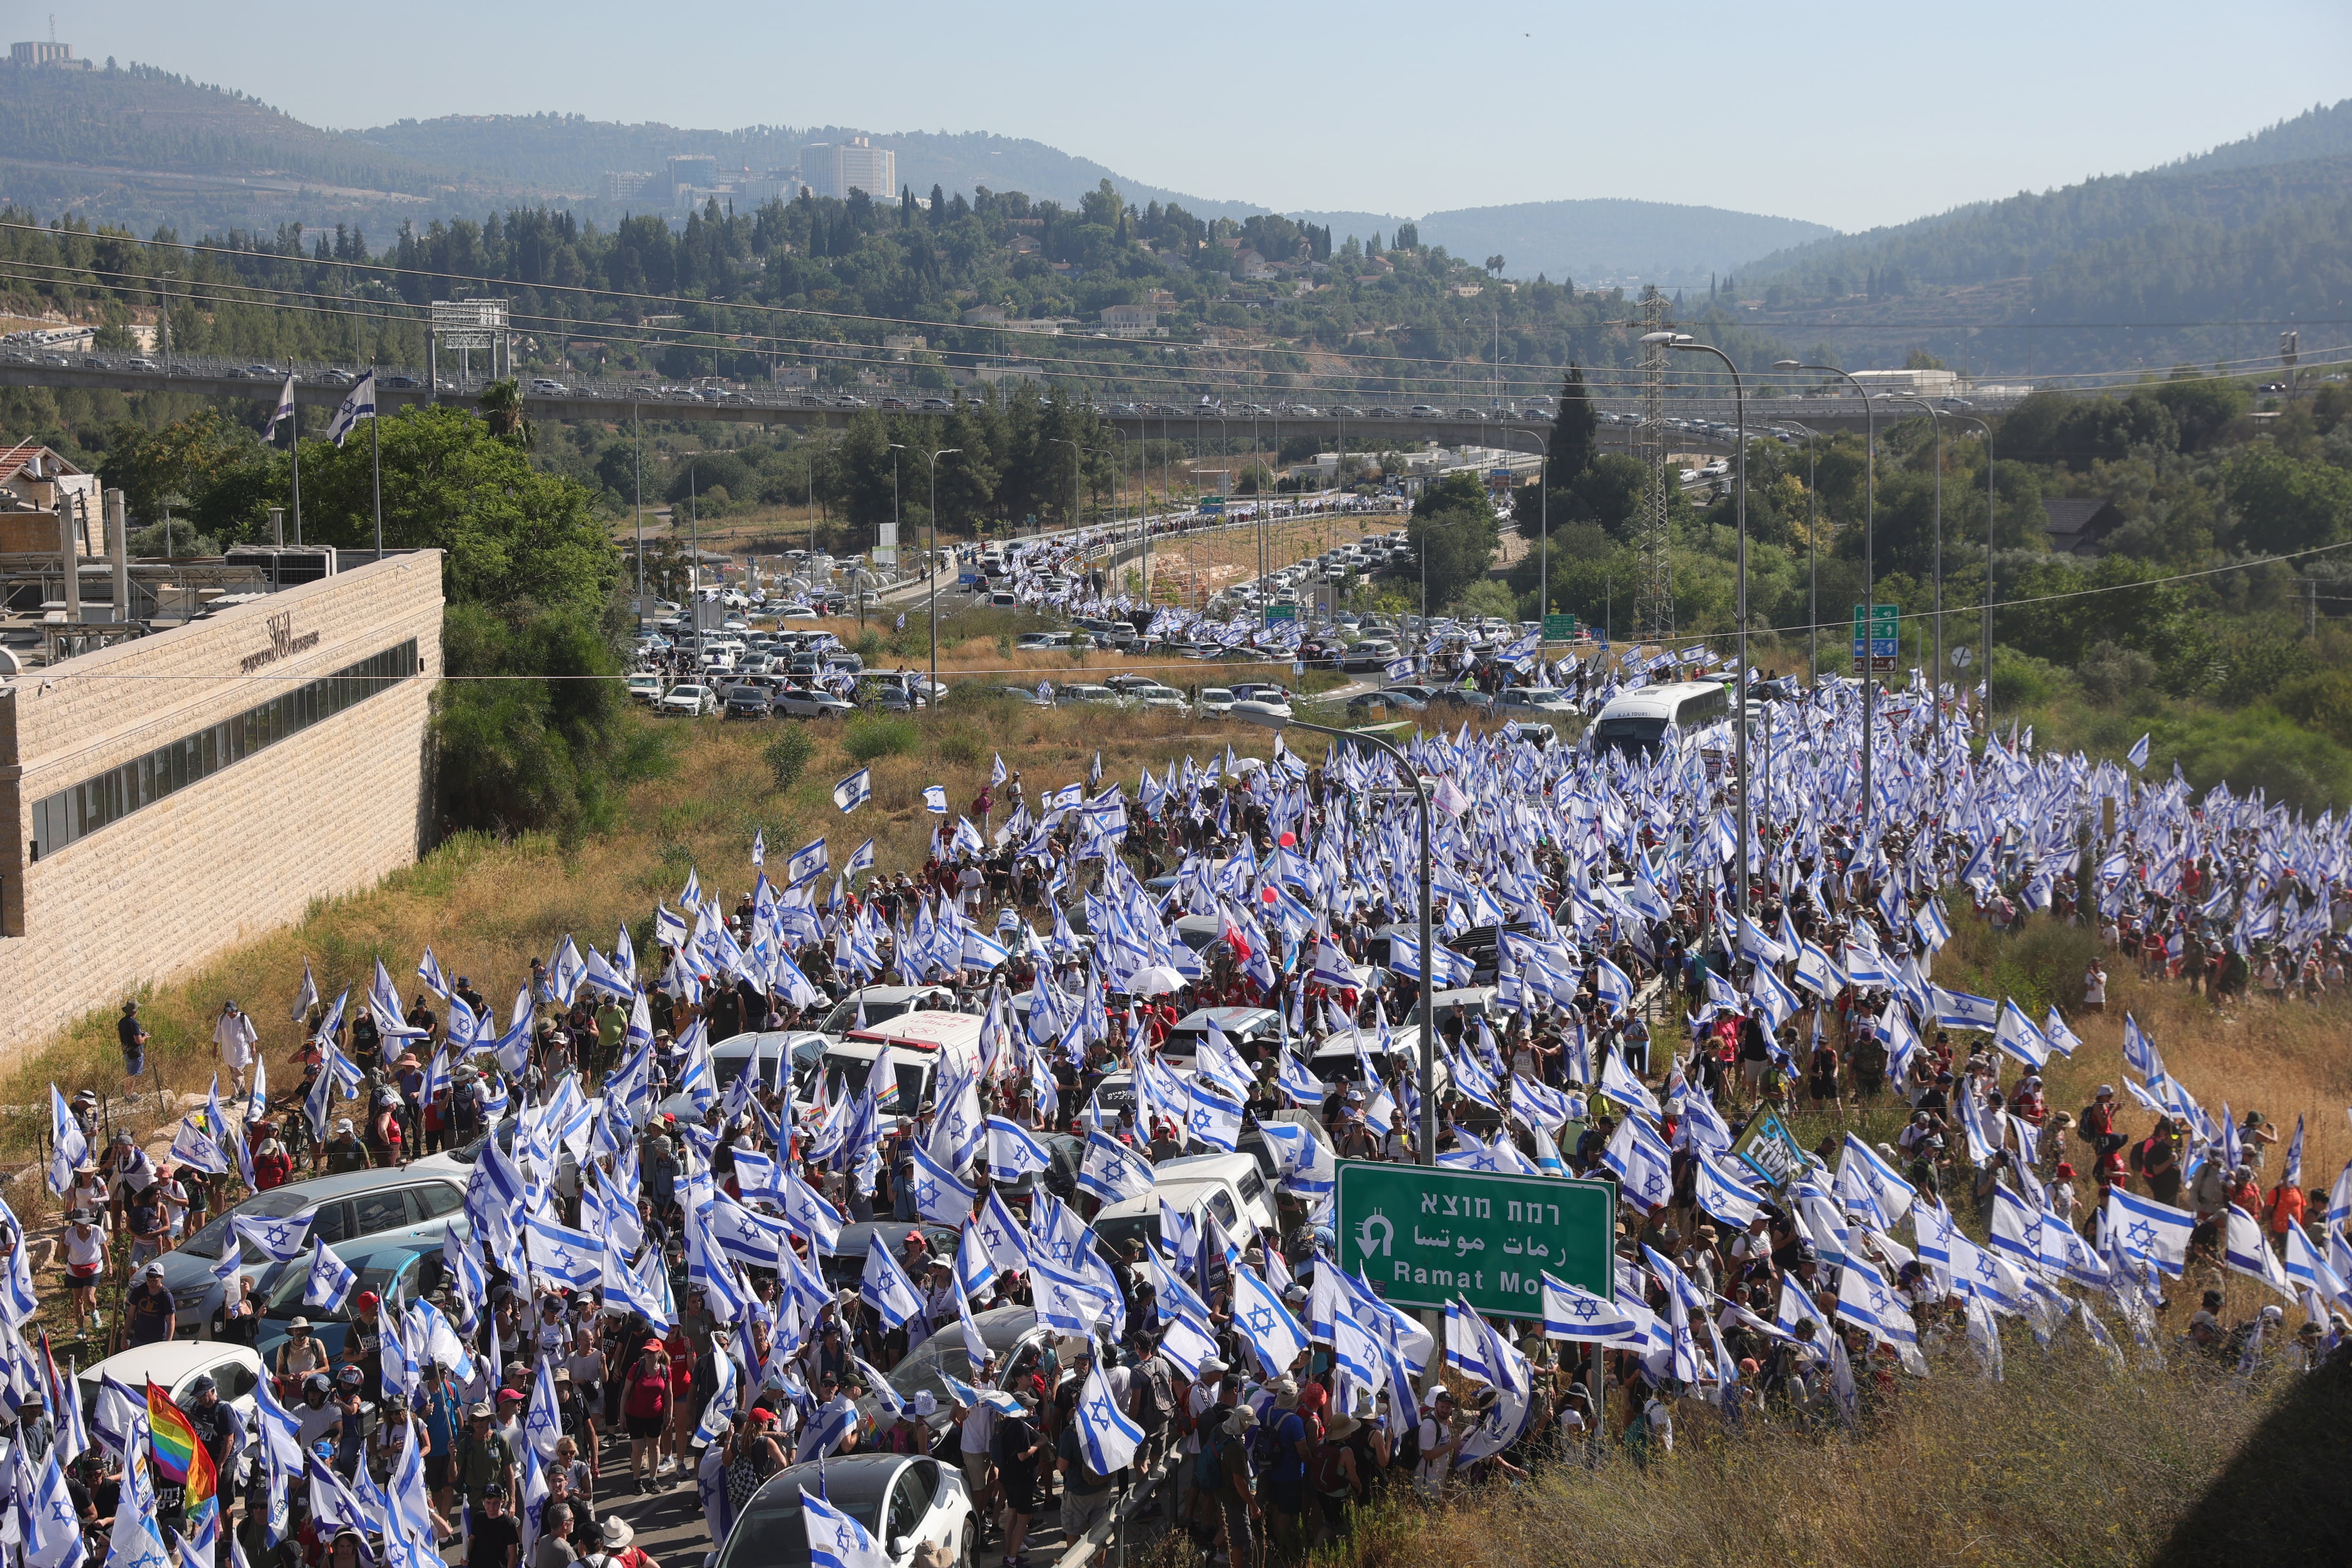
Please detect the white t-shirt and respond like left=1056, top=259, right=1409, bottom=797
left=960, top=1400, right=997, bottom=1457
left=1182, top=1382, right=1221, bottom=1454
left=64, top=1227, right=105, bottom=1270
left=1413, top=1417, right=1452, bottom=1494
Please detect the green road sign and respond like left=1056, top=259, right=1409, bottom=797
left=1266, top=603, right=1296, bottom=622
left=1852, top=603, right=1900, bottom=634
left=1335, top=1160, right=1615, bottom=1320
left=1541, top=613, right=1577, bottom=641
left=1200, top=497, right=1226, bottom=515
left=1732, top=1107, right=1810, bottom=1189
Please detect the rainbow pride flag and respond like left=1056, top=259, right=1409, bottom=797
left=146, top=1380, right=218, bottom=1528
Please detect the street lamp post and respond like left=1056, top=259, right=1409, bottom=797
left=1777, top=360, right=1875, bottom=828
left=1881, top=395, right=1946, bottom=750
left=1784, top=422, right=1819, bottom=681
left=916, top=447, right=961, bottom=697
left=1495, top=429, right=1549, bottom=625
left=1230, top=708, right=1434, bottom=1167
left=1653, top=332, right=1750, bottom=915
left=1947, top=413, right=1996, bottom=728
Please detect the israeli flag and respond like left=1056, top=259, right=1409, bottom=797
left=302, top=1238, right=357, bottom=1313
left=833, top=770, right=873, bottom=812
left=1991, top=1000, right=2049, bottom=1069
left=1073, top=1361, right=1144, bottom=1475
left=1231, top=1264, right=1311, bottom=1377
left=785, top=836, right=829, bottom=887
left=1590, top=955, right=1635, bottom=1015
left=1274, top=1050, right=1329, bottom=1110
left=985, top=1116, right=1054, bottom=1182
left=860, top=1234, right=927, bottom=1329
left=798, top=1485, right=892, bottom=1568
left=1912, top=898, right=1952, bottom=953
left=1184, top=1076, right=1245, bottom=1152
left=1031, top=1257, right=1118, bottom=1335
left=46, top=1085, right=87, bottom=1196
left=1383, top=657, right=1415, bottom=683
left=2223, top=1210, right=2296, bottom=1297
left=954, top=1219, right=999, bottom=1302
left=524, top=1214, right=604, bottom=1294
left=2128, top=732, right=2151, bottom=770
left=263, top=372, right=297, bottom=435
left=1693, top=1150, right=1766, bottom=1227
left=1602, top=1114, right=1674, bottom=1210
left=325, top=371, right=377, bottom=446
left=1837, top=1132, right=1918, bottom=1225
left=1931, top=986, right=1999, bottom=1032
left=905, top=1138, right=977, bottom=1226
left=845, top=837, right=877, bottom=879
left=1597, top=1048, right=1660, bottom=1117
left=1540, top=1274, right=1647, bottom=1345
left=2104, top=1186, right=2194, bottom=1277
left=1078, top=1128, right=1156, bottom=1204
left=23, top=1445, right=86, bottom=1568
left=230, top=1212, right=316, bottom=1266
left=923, top=785, right=949, bottom=813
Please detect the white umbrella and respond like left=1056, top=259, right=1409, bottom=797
left=1129, top=966, right=1185, bottom=996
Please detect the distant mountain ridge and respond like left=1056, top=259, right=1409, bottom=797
left=1738, top=96, right=2352, bottom=289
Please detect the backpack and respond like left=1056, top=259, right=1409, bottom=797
left=2075, top=1109, right=2099, bottom=1144
left=1133, top=1358, right=1173, bottom=1436
left=1248, top=1413, right=1287, bottom=1474
left=1309, top=1438, right=1349, bottom=1496
left=1192, top=1429, right=1231, bottom=1492
left=1391, top=1417, right=1422, bottom=1473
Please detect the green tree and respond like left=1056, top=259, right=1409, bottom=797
left=2224, top=445, right=2352, bottom=553
left=1410, top=472, right=1501, bottom=609
left=297, top=406, right=621, bottom=613
left=1546, top=364, right=1598, bottom=481
left=98, top=411, right=280, bottom=541
left=475, top=377, right=535, bottom=450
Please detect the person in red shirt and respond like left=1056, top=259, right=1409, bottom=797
left=2263, top=1179, right=2306, bottom=1250
left=250, top=1122, right=294, bottom=1190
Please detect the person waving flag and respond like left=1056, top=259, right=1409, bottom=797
left=146, top=1381, right=219, bottom=1546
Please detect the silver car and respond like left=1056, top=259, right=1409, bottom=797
left=150, top=1166, right=468, bottom=1336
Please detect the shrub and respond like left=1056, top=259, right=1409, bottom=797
left=763, top=726, right=815, bottom=792
left=933, top=723, right=985, bottom=767
left=842, top=715, right=919, bottom=762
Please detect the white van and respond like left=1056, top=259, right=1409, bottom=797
left=1587, top=679, right=1729, bottom=760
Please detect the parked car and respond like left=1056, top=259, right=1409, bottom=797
left=78, top=1342, right=264, bottom=1452
left=715, top=1456, right=973, bottom=1568
left=625, top=673, right=664, bottom=706
left=774, top=685, right=858, bottom=718
left=250, top=1237, right=446, bottom=1368
left=721, top=685, right=774, bottom=720
left=659, top=682, right=715, bottom=717
left=147, top=1167, right=468, bottom=1336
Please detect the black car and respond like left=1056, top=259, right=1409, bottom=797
left=720, top=686, right=774, bottom=720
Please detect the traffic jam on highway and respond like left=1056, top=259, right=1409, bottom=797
left=627, top=505, right=1607, bottom=729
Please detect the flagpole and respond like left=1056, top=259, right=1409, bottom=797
left=288, top=392, right=302, bottom=546
left=371, top=378, right=382, bottom=557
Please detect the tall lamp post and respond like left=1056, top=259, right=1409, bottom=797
left=1947, top=413, right=1996, bottom=729
left=1784, top=422, right=1819, bottom=682
left=1880, top=395, right=1947, bottom=750
left=914, top=447, right=960, bottom=697
left=1495, top=428, right=1549, bottom=625
left=1051, top=437, right=1085, bottom=538
left=1777, top=360, right=1875, bottom=829
left=1650, top=332, right=1750, bottom=914
left=1231, top=707, right=1434, bottom=1168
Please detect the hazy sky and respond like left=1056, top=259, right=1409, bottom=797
left=23, top=0, right=2352, bottom=231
